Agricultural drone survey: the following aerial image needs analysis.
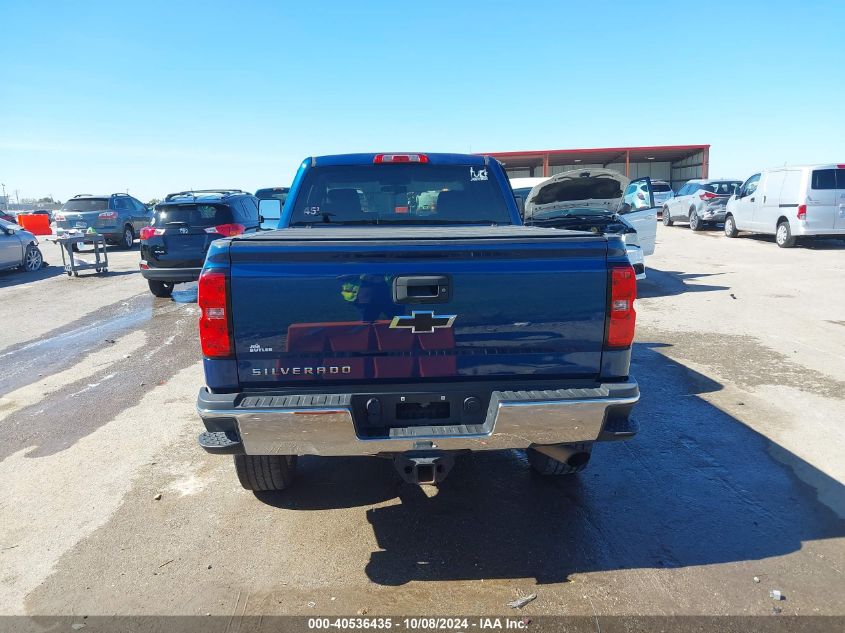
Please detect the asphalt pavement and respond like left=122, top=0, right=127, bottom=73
left=0, top=228, right=843, bottom=618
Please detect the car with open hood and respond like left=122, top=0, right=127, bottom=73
left=522, top=168, right=657, bottom=279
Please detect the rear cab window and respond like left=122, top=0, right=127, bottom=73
left=289, top=164, right=511, bottom=226
left=652, top=182, right=672, bottom=192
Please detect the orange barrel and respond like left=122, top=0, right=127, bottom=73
left=17, top=213, right=52, bottom=235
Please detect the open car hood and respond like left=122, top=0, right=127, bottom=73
left=523, top=169, right=629, bottom=220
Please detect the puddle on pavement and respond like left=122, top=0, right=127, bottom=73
left=0, top=294, right=154, bottom=395
left=171, top=284, right=198, bottom=304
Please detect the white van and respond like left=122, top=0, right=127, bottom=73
left=724, top=165, right=845, bottom=247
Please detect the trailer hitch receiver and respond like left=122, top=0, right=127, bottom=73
left=393, top=452, right=456, bottom=485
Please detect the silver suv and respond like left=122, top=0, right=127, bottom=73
left=662, top=179, right=742, bottom=231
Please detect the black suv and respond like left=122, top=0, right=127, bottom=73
left=140, top=190, right=260, bottom=297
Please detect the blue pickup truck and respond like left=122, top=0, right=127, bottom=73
left=196, top=153, right=639, bottom=489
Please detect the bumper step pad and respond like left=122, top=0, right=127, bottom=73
left=198, top=431, right=243, bottom=454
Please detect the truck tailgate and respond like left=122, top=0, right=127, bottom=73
left=228, top=226, right=609, bottom=387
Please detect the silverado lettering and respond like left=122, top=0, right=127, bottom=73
left=252, top=366, right=352, bottom=376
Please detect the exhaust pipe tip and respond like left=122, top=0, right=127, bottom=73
left=567, top=452, right=591, bottom=468
left=531, top=443, right=592, bottom=468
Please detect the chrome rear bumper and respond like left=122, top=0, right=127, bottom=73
left=197, top=380, right=639, bottom=456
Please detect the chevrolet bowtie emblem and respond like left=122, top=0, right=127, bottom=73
left=389, top=311, right=456, bottom=334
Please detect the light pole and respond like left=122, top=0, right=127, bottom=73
left=1, top=183, right=7, bottom=212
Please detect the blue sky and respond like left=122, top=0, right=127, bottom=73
left=1, top=0, right=843, bottom=203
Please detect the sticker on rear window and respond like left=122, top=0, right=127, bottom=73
left=304, top=206, right=321, bottom=215
left=470, top=167, right=488, bottom=181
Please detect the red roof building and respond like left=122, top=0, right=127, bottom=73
left=484, top=144, right=710, bottom=191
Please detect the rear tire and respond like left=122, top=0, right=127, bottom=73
left=147, top=279, right=174, bottom=297
left=689, top=209, right=703, bottom=231
left=234, top=455, right=297, bottom=491
left=121, top=226, right=135, bottom=250
left=776, top=221, right=796, bottom=248
left=662, top=207, right=673, bottom=226
left=527, top=442, right=592, bottom=476
left=724, top=214, right=738, bottom=238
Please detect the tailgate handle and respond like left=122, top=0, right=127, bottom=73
left=393, top=275, right=451, bottom=304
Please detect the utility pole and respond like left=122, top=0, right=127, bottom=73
left=1, top=183, right=7, bottom=211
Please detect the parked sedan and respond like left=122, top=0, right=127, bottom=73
left=0, top=219, right=44, bottom=272
left=663, top=179, right=742, bottom=231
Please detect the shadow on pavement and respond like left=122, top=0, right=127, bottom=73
left=255, top=456, right=400, bottom=510
left=638, top=268, right=730, bottom=298
left=254, top=341, right=845, bottom=586
left=741, top=234, right=845, bottom=250
left=0, top=264, right=66, bottom=288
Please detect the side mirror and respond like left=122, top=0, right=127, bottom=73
left=258, top=199, right=282, bottom=230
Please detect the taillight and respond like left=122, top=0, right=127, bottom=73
left=373, top=154, right=429, bottom=164
left=98, top=211, right=118, bottom=220
left=699, top=191, right=717, bottom=200
left=637, top=192, right=645, bottom=200
left=204, top=223, right=245, bottom=237
left=198, top=270, right=231, bottom=358
left=139, top=226, right=165, bottom=240
left=797, top=204, right=807, bottom=220
left=606, top=266, right=637, bottom=348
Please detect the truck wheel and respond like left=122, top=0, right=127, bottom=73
left=147, top=280, right=174, bottom=298
left=724, top=214, right=738, bottom=238
left=234, top=455, right=297, bottom=491
left=662, top=207, right=673, bottom=226
left=527, top=442, right=592, bottom=476
left=776, top=221, right=796, bottom=248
